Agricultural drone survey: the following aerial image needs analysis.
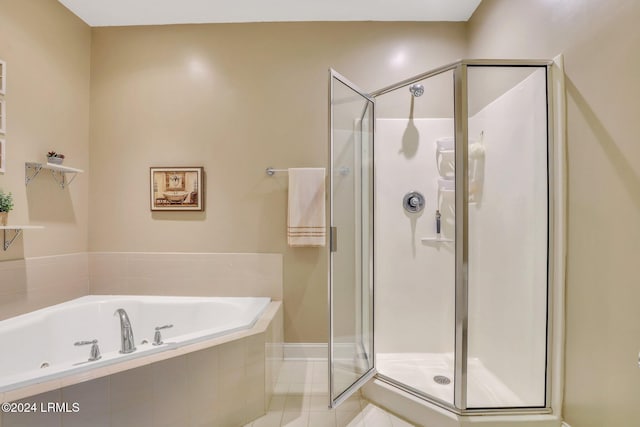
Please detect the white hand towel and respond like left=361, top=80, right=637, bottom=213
left=288, top=168, right=326, bottom=247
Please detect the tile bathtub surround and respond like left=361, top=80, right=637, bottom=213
left=0, top=251, right=281, bottom=322
left=246, top=359, right=416, bottom=427
left=89, top=252, right=283, bottom=299
left=0, top=253, right=89, bottom=321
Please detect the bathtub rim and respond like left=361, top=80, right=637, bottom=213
left=0, top=300, right=282, bottom=403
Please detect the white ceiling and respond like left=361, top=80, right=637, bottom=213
left=58, top=0, right=482, bottom=27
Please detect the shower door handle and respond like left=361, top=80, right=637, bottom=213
left=330, top=227, right=337, bottom=252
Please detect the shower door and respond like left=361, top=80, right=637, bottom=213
left=328, top=69, right=375, bottom=408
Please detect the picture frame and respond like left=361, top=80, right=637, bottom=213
left=0, top=139, right=5, bottom=173
left=0, top=60, right=5, bottom=95
left=0, top=100, right=5, bottom=135
left=150, top=167, right=204, bottom=211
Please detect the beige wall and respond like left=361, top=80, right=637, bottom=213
left=89, top=22, right=467, bottom=342
left=0, top=0, right=90, bottom=321
left=0, top=0, right=91, bottom=260
left=3, top=0, right=639, bottom=422
left=468, top=1, right=640, bottom=425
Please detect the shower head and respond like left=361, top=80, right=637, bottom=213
left=409, top=84, right=424, bottom=97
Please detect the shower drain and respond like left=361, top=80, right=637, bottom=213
left=433, top=375, right=451, bottom=385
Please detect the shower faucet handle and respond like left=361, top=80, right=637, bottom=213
left=153, top=324, right=173, bottom=346
left=403, top=191, right=425, bottom=213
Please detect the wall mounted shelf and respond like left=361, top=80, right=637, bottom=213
left=25, top=162, right=84, bottom=189
left=0, top=225, right=44, bottom=251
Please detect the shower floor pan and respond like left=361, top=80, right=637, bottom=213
left=376, top=352, right=523, bottom=407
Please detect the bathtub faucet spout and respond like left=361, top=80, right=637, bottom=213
left=114, top=308, right=136, bottom=354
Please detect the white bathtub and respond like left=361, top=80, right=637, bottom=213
left=0, top=295, right=271, bottom=393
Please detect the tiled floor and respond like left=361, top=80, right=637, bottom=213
left=245, top=360, right=415, bottom=427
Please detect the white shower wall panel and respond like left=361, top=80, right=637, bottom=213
left=375, top=118, right=456, bottom=355
left=466, top=68, right=548, bottom=406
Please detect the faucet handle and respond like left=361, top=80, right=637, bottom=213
left=74, top=339, right=101, bottom=361
left=153, top=324, right=173, bottom=346
left=74, top=339, right=97, bottom=346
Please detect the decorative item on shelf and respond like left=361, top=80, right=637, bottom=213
left=47, top=151, right=65, bottom=165
left=0, top=190, right=13, bottom=226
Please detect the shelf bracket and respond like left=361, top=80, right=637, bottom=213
left=25, top=163, right=43, bottom=186
left=3, top=228, right=23, bottom=251
left=50, top=170, right=78, bottom=189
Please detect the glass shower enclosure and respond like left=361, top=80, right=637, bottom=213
left=329, top=60, right=554, bottom=414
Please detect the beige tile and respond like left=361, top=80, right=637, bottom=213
left=190, top=407, right=219, bottom=427
left=61, top=377, right=109, bottom=427
left=1, top=390, right=62, bottom=427
left=245, top=395, right=267, bottom=426
left=334, top=394, right=363, bottom=414
left=267, top=394, right=286, bottom=412
left=283, top=395, right=310, bottom=412
left=91, top=252, right=283, bottom=299
left=3, top=381, right=63, bottom=404
left=59, top=366, right=112, bottom=388
left=272, top=381, right=289, bottom=395
left=277, top=361, right=313, bottom=384
left=0, top=260, right=27, bottom=297
left=308, top=394, right=331, bottom=412
left=25, top=253, right=89, bottom=292
left=281, top=411, right=309, bottom=427
left=216, top=405, right=246, bottom=427
left=186, top=347, right=219, bottom=410
left=89, top=276, right=125, bottom=295
left=388, top=413, right=417, bottom=427
left=151, top=357, right=190, bottom=427
left=309, top=410, right=337, bottom=427
left=359, top=403, right=393, bottom=426
left=306, top=382, right=329, bottom=395
left=286, top=383, right=312, bottom=396
left=336, top=410, right=365, bottom=427
left=109, top=364, right=153, bottom=413
left=88, top=252, right=126, bottom=280
left=23, top=284, right=86, bottom=316
left=250, top=411, right=282, bottom=427
left=0, top=293, right=30, bottom=322
left=219, top=340, right=246, bottom=374
left=123, top=277, right=156, bottom=295
left=246, top=365, right=266, bottom=415
left=246, top=333, right=266, bottom=367
left=311, top=364, right=328, bottom=385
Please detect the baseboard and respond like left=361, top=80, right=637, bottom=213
left=562, top=423, right=571, bottom=427
left=283, top=343, right=327, bottom=360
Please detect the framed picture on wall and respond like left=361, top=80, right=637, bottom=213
left=0, top=139, right=5, bottom=173
left=0, top=100, right=5, bottom=134
left=0, top=60, right=5, bottom=95
left=150, top=167, right=204, bottom=211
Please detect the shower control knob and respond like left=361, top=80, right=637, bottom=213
left=403, top=191, right=425, bottom=213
